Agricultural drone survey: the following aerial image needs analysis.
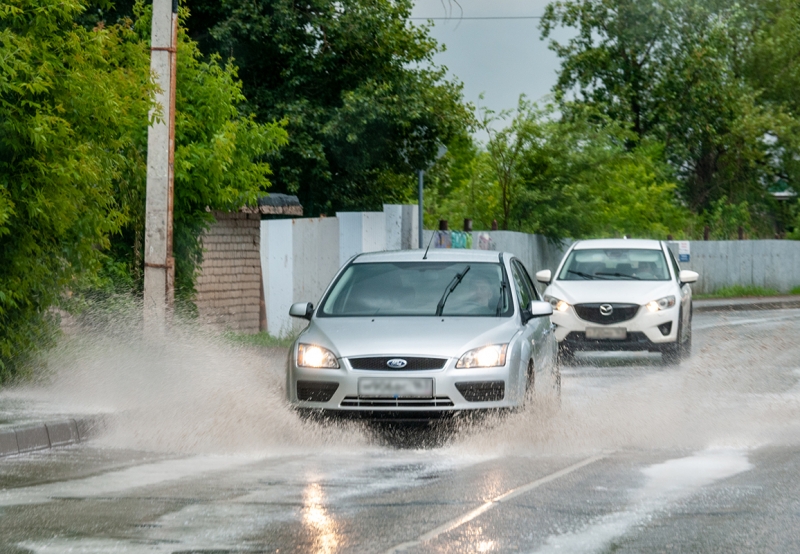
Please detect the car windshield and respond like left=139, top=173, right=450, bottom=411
left=557, top=248, right=671, bottom=281
left=319, top=261, right=513, bottom=317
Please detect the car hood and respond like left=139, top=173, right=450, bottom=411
left=546, top=280, right=676, bottom=305
left=300, top=316, right=521, bottom=359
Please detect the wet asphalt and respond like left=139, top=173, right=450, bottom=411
left=1, top=309, right=800, bottom=553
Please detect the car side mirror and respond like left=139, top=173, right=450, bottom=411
left=289, top=302, right=314, bottom=320
left=535, top=269, right=552, bottom=284
left=679, top=270, right=698, bottom=284
left=522, top=300, right=553, bottom=323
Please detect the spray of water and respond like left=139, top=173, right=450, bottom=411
left=3, top=307, right=800, bottom=457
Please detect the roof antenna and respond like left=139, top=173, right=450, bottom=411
left=422, top=230, right=436, bottom=259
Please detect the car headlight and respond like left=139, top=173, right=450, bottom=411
left=645, top=295, right=676, bottom=312
left=544, top=295, right=570, bottom=312
left=297, top=344, right=339, bottom=369
left=456, top=344, right=508, bottom=369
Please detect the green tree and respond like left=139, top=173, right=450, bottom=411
left=183, top=0, right=471, bottom=216
left=433, top=101, right=686, bottom=240
left=540, top=0, right=797, bottom=220
left=95, top=3, right=288, bottom=305
left=0, top=0, right=152, bottom=377
left=0, top=1, right=288, bottom=378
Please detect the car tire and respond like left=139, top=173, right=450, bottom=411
left=557, top=344, right=575, bottom=366
left=526, top=360, right=535, bottom=393
left=661, top=315, right=684, bottom=365
left=682, top=308, right=693, bottom=360
left=682, top=321, right=692, bottom=360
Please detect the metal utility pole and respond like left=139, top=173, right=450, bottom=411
left=143, top=0, right=178, bottom=334
left=417, top=169, right=424, bottom=249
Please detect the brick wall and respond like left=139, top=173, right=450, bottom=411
left=195, top=211, right=264, bottom=333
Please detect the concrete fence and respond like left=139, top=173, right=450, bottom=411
left=260, top=205, right=419, bottom=336
left=193, top=204, right=800, bottom=336
left=669, top=240, right=800, bottom=294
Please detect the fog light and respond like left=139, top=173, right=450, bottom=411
left=658, top=322, right=672, bottom=336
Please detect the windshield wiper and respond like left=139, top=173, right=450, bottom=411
left=595, top=272, right=641, bottom=280
left=567, top=270, right=597, bottom=280
left=436, top=265, right=470, bottom=316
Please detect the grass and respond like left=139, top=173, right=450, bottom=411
left=695, top=285, right=800, bottom=299
left=222, top=330, right=296, bottom=349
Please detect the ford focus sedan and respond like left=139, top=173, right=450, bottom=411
left=536, top=239, right=698, bottom=364
left=286, top=250, right=559, bottom=419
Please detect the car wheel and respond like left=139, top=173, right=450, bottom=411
left=682, top=316, right=693, bottom=360
left=661, top=317, right=683, bottom=365
left=557, top=344, right=575, bottom=366
left=526, top=360, right=535, bottom=393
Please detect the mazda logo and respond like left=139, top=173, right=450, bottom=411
left=386, top=358, right=408, bottom=369
left=599, top=304, right=614, bottom=316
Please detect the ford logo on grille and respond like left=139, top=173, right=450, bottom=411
left=386, top=358, right=408, bottom=369
left=599, top=304, right=614, bottom=316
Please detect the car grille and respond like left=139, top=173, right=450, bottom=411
left=455, top=381, right=505, bottom=402
left=340, top=396, right=454, bottom=407
left=296, top=381, right=339, bottom=402
left=348, top=357, right=448, bottom=370
left=574, top=303, right=640, bottom=324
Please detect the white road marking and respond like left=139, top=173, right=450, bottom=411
left=386, top=454, right=606, bottom=553
left=694, top=312, right=800, bottom=331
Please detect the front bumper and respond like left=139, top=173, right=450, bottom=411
left=287, top=358, right=519, bottom=415
left=552, top=303, right=679, bottom=347
left=561, top=331, right=670, bottom=352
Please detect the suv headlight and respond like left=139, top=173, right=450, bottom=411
left=544, top=295, right=570, bottom=312
left=297, top=344, right=339, bottom=368
left=645, top=295, right=676, bottom=312
left=456, top=344, right=508, bottom=369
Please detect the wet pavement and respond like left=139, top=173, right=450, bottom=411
left=1, top=309, right=800, bottom=553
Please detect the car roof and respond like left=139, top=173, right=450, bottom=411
left=572, top=238, right=663, bottom=250
left=351, top=249, right=507, bottom=263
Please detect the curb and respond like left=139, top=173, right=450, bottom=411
left=0, top=418, right=102, bottom=458
left=694, top=297, right=800, bottom=313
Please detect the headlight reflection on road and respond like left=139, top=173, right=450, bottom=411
left=464, top=525, right=497, bottom=552
left=302, top=482, right=340, bottom=554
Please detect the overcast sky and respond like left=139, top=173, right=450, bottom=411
left=410, top=0, right=569, bottom=119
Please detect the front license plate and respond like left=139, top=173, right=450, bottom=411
left=585, top=326, right=627, bottom=340
left=358, top=378, right=434, bottom=398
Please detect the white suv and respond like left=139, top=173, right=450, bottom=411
left=536, top=239, right=698, bottom=364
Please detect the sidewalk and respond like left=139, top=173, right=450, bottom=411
left=693, top=295, right=800, bottom=313
left=0, top=398, right=106, bottom=458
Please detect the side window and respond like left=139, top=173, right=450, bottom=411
left=518, top=261, right=541, bottom=300
left=667, top=248, right=681, bottom=282
left=511, top=260, right=533, bottom=311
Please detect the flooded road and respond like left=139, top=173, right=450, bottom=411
left=2, top=309, right=800, bottom=553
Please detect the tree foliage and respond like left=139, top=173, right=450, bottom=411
left=108, top=3, right=288, bottom=302
left=184, top=0, right=471, bottom=216
left=540, top=0, right=800, bottom=226
left=431, top=100, right=686, bottom=240
left=0, top=1, right=287, bottom=377
left=0, top=0, right=152, bottom=377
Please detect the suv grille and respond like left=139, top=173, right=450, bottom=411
left=348, top=357, right=448, bottom=370
left=574, top=303, right=640, bottom=324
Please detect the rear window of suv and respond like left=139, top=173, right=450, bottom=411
left=557, top=248, right=670, bottom=281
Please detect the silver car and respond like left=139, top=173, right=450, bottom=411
left=286, top=249, right=559, bottom=419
